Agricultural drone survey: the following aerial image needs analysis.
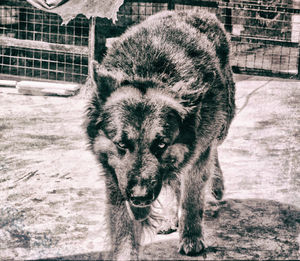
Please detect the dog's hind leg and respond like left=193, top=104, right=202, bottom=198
left=211, top=151, right=224, bottom=200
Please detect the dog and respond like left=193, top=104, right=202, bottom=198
left=85, top=9, right=235, bottom=260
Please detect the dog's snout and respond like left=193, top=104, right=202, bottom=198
left=128, top=185, right=154, bottom=206
left=126, top=176, right=162, bottom=207
left=130, top=195, right=154, bottom=207
left=126, top=182, right=157, bottom=207
left=132, top=185, right=147, bottom=198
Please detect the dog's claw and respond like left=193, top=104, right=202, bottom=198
left=179, top=237, right=205, bottom=256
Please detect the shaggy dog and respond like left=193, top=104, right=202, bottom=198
left=86, top=9, right=235, bottom=260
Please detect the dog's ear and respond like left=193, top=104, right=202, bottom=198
left=85, top=89, right=102, bottom=142
left=93, top=61, right=124, bottom=103
left=85, top=62, right=123, bottom=142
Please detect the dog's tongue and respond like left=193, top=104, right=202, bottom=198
left=125, top=201, right=150, bottom=221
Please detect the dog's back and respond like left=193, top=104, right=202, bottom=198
left=100, top=10, right=235, bottom=141
left=103, top=11, right=224, bottom=82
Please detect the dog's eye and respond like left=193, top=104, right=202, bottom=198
left=155, top=141, right=168, bottom=152
left=116, top=142, right=127, bottom=149
left=150, top=139, right=169, bottom=157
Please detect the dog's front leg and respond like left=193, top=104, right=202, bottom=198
left=178, top=146, right=214, bottom=256
left=107, top=199, right=142, bottom=260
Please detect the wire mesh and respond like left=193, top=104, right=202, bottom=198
left=0, top=5, right=89, bottom=45
left=1, top=0, right=300, bottom=82
left=0, top=0, right=89, bottom=83
left=0, top=46, right=88, bottom=83
left=116, top=1, right=169, bottom=25
left=218, top=0, right=300, bottom=77
left=116, top=0, right=300, bottom=78
left=174, top=0, right=218, bottom=13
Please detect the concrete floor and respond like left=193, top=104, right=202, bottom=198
left=0, top=75, right=299, bottom=260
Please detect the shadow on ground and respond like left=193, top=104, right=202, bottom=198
left=43, top=198, right=300, bottom=260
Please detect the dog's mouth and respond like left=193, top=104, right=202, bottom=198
left=125, top=201, right=151, bottom=222
left=125, top=180, right=162, bottom=221
left=129, top=195, right=155, bottom=208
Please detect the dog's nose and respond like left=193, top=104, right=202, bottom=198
left=129, top=195, right=154, bottom=207
left=128, top=185, right=154, bottom=206
left=132, top=185, right=147, bottom=197
left=130, top=196, right=153, bottom=207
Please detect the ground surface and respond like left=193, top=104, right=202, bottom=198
left=0, top=75, right=299, bottom=260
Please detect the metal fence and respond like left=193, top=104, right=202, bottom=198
left=1, top=0, right=300, bottom=84
left=115, top=0, right=300, bottom=79
left=226, top=0, right=300, bottom=79
left=0, top=0, right=89, bottom=83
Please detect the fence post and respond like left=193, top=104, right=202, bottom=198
left=168, top=0, right=175, bottom=10
left=297, top=46, right=300, bottom=79
left=80, top=16, right=96, bottom=97
left=88, top=16, right=96, bottom=81
left=224, top=0, right=232, bottom=33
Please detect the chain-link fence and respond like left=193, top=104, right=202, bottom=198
left=1, top=0, right=300, bottom=83
left=226, top=0, right=300, bottom=78
left=0, top=0, right=89, bottom=83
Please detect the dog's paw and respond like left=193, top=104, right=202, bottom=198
left=211, top=176, right=224, bottom=200
left=179, top=236, right=205, bottom=256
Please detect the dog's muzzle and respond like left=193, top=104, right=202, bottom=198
left=125, top=180, right=162, bottom=221
left=129, top=191, right=155, bottom=207
left=126, top=180, right=161, bottom=205
left=125, top=185, right=154, bottom=221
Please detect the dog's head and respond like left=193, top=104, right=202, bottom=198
left=86, top=66, right=193, bottom=220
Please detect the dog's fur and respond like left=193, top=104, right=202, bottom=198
left=86, top=9, right=235, bottom=260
